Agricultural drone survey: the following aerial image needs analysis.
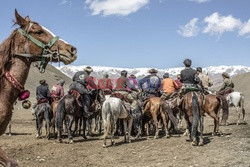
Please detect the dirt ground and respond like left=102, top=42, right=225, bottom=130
left=0, top=106, right=249, bottom=167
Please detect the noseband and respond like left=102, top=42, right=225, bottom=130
left=15, top=23, right=60, bottom=73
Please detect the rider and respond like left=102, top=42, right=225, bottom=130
left=180, top=59, right=200, bottom=95
left=174, top=74, right=182, bottom=91
left=218, top=72, right=234, bottom=95
left=114, top=70, right=139, bottom=111
left=139, top=68, right=161, bottom=100
left=50, top=79, right=65, bottom=100
left=35, top=79, right=51, bottom=105
left=127, top=74, right=139, bottom=101
left=69, top=66, right=94, bottom=116
left=196, top=67, right=213, bottom=94
left=97, top=73, right=113, bottom=95
left=160, top=72, right=179, bottom=100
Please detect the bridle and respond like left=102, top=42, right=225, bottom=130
left=15, top=22, right=60, bottom=73
left=2, top=23, right=60, bottom=98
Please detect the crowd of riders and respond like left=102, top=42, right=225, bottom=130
left=34, top=59, right=235, bottom=115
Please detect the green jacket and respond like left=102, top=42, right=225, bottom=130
left=220, top=78, right=233, bottom=91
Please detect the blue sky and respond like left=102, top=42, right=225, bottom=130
left=0, top=0, right=249, bottom=68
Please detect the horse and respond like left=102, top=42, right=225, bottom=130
left=56, top=93, right=85, bottom=143
left=34, top=102, right=52, bottom=139
left=203, top=94, right=229, bottom=135
left=143, top=96, right=178, bottom=139
left=180, top=91, right=204, bottom=146
left=226, top=92, right=246, bottom=125
left=50, top=97, right=60, bottom=137
left=0, top=10, right=76, bottom=166
left=102, top=95, right=135, bottom=147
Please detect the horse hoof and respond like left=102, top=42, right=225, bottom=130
left=199, top=142, right=204, bottom=146
left=59, top=139, right=63, bottom=143
left=8, top=134, right=12, bottom=136
left=103, top=144, right=107, bottom=148
left=192, top=141, right=198, bottom=146
left=69, top=139, right=74, bottom=144
left=154, top=136, right=159, bottom=139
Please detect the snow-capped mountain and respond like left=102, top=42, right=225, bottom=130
left=57, top=65, right=250, bottom=87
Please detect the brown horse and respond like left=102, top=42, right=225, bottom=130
left=0, top=10, right=76, bottom=166
left=180, top=91, right=204, bottom=146
left=204, top=94, right=229, bottom=135
left=143, top=97, right=178, bottom=139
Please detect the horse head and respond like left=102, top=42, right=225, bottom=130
left=14, top=9, right=77, bottom=66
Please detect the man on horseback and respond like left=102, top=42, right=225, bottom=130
left=139, top=68, right=161, bottom=100
left=218, top=72, right=234, bottom=96
left=50, top=79, right=65, bottom=101
left=180, top=59, right=201, bottom=94
left=196, top=67, right=213, bottom=94
left=69, top=66, right=94, bottom=116
left=36, top=79, right=51, bottom=105
left=114, top=70, right=139, bottom=111
left=97, top=73, right=113, bottom=95
left=160, top=72, right=179, bottom=100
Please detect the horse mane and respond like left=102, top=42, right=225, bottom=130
left=0, top=30, right=17, bottom=77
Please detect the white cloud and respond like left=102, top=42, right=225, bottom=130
left=239, top=19, right=250, bottom=36
left=85, top=0, right=149, bottom=16
left=203, top=12, right=242, bottom=35
left=177, top=18, right=200, bottom=37
left=189, top=0, right=210, bottom=3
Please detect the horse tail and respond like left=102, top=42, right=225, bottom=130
left=160, top=101, right=178, bottom=130
left=240, top=93, right=245, bottom=111
left=56, top=97, right=65, bottom=132
left=44, top=103, right=51, bottom=123
left=219, top=96, right=229, bottom=124
left=102, top=101, right=112, bottom=136
left=191, top=92, right=199, bottom=140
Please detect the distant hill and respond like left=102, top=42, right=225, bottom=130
left=232, top=72, right=250, bottom=109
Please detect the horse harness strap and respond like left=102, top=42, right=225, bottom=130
left=4, top=71, right=24, bottom=92
left=16, top=25, right=59, bottom=73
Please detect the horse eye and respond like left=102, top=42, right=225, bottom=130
left=35, top=30, right=43, bottom=35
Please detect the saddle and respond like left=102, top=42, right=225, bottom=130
left=68, top=90, right=82, bottom=107
left=34, top=98, right=49, bottom=109
left=142, top=94, right=157, bottom=109
left=110, top=93, right=130, bottom=103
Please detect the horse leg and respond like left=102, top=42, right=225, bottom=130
left=152, top=113, right=159, bottom=139
left=236, top=107, right=240, bottom=125
left=87, top=117, right=93, bottom=136
left=161, top=112, right=170, bottom=138
left=123, top=119, right=128, bottom=142
left=82, top=117, right=87, bottom=140
left=0, top=147, right=18, bottom=167
left=67, top=116, right=74, bottom=144
left=127, top=117, right=133, bottom=143
left=99, top=115, right=102, bottom=135
left=8, top=120, right=12, bottom=136
left=208, top=111, right=220, bottom=135
left=36, top=115, right=43, bottom=139
left=199, top=116, right=204, bottom=146
left=242, top=108, right=246, bottom=123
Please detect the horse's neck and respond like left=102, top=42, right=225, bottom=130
left=0, top=57, right=31, bottom=105
left=0, top=33, right=32, bottom=109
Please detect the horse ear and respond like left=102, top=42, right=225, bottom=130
left=24, top=16, right=30, bottom=22
left=15, top=9, right=27, bottom=28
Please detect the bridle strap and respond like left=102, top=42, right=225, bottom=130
left=17, top=24, right=60, bottom=73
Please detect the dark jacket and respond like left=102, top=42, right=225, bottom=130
left=69, top=81, right=89, bottom=95
left=36, top=85, right=51, bottom=100
left=139, top=74, right=161, bottom=94
left=72, top=71, right=87, bottom=86
left=180, top=67, right=200, bottom=85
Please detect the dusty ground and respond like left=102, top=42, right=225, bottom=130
left=0, top=106, right=249, bottom=167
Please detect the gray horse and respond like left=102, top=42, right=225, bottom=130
left=226, top=92, right=246, bottom=125
left=35, top=103, right=52, bottom=139
left=102, top=95, right=134, bottom=147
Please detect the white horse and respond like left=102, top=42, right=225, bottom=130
left=102, top=95, right=134, bottom=147
left=226, top=92, right=246, bottom=125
